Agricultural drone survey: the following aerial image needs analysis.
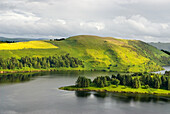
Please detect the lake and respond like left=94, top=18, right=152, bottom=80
left=0, top=66, right=170, bottom=114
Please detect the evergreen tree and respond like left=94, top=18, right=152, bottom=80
left=112, top=74, right=116, bottom=79
left=161, top=76, right=167, bottom=88
left=122, top=76, right=126, bottom=86
left=132, top=77, right=141, bottom=88
left=105, top=76, right=111, bottom=81
left=154, top=78, right=160, bottom=89
left=111, top=78, right=120, bottom=87
left=76, top=76, right=91, bottom=87
left=149, top=76, right=154, bottom=88
left=126, top=76, right=132, bottom=86
left=37, top=62, right=41, bottom=69
left=168, top=77, right=170, bottom=90
left=103, top=76, right=108, bottom=87
left=47, top=60, right=50, bottom=68
left=100, top=81, right=104, bottom=88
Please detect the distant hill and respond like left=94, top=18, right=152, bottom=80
left=0, top=35, right=169, bottom=72
left=149, top=42, right=170, bottom=52
left=0, top=37, right=47, bottom=42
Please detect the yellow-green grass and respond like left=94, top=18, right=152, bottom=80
left=48, top=35, right=168, bottom=72
left=0, top=35, right=169, bottom=72
left=0, top=41, right=58, bottom=50
left=59, top=85, right=170, bottom=96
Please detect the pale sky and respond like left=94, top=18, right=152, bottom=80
left=0, top=0, right=170, bottom=42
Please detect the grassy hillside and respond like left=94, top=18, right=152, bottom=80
left=150, top=42, right=170, bottom=52
left=0, top=35, right=169, bottom=72
left=47, top=35, right=169, bottom=72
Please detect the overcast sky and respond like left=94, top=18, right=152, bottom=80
left=0, top=0, right=170, bottom=42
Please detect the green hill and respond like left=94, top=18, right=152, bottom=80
left=0, top=35, right=169, bottom=72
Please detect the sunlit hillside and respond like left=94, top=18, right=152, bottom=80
left=47, top=35, right=170, bottom=72
left=0, top=35, right=169, bottom=72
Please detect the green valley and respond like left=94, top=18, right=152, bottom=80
left=0, top=35, right=170, bottom=73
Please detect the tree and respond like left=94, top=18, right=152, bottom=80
left=93, top=76, right=109, bottom=87
left=76, top=76, right=91, bottom=87
left=146, top=75, right=151, bottom=85
left=24, top=63, right=27, bottom=68
left=111, top=78, right=120, bottom=87
left=70, top=61, right=76, bottom=68
left=168, top=77, right=170, bottom=90
left=161, top=76, right=167, bottom=88
left=47, top=60, right=50, bottom=68
left=149, top=76, right=154, bottom=88
left=117, top=73, right=121, bottom=80
left=112, top=74, right=116, bottom=79
left=122, top=76, right=126, bottom=86
left=126, top=75, right=132, bottom=86
left=2, top=63, right=7, bottom=69
left=102, top=76, right=108, bottom=87
left=19, top=63, right=23, bottom=69
left=99, top=81, right=104, bottom=88
left=154, top=78, right=160, bottom=89
left=105, top=76, right=111, bottom=81
left=37, top=62, right=41, bottom=69
left=76, top=76, right=82, bottom=87
left=132, top=77, right=141, bottom=88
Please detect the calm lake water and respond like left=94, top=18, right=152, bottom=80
left=0, top=66, right=170, bottom=114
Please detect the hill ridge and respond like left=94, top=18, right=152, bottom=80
left=0, top=35, right=169, bottom=72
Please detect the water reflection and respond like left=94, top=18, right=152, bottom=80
left=0, top=70, right=85, bottom=83
left=75, top=91, right=170, bottom=103
left=0, top=72, right=46, bottom=83
left=0, top=70, right=115, bottom=84
left=75, top=91, right=91, bottom=97
left=94, top=92, right=107, bottom=98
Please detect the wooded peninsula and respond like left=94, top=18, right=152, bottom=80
left=60, top=71, right=170, bottom=96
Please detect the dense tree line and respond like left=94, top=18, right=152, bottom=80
left=75, top=72, right=170, bottom=90
left=0, top=54, right=84, bottom=70
left=161, top=49, right=170, bottom=55
left=0, top=41, right=16, bottom=43
left=49, top=38, right=65, bottom=41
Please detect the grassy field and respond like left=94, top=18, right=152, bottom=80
left=60, top=85, right=170, bottom=96
left=0, top=35, right=169, bottom=72
left=0, top=41, right=58, bottom=50
left=47, top=35, right=169, bottom=72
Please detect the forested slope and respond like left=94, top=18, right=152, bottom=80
left=0, top=35, right=169, bottom=72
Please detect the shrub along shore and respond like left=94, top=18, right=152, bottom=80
left=59, top=71, right=170, bottom=96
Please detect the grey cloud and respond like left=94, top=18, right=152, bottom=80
left=0, top=0, right=169, bottom=42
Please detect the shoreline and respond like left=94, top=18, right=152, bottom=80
left=0, top=68, right=86, bottom=74
left=59, top=86, right=170, bottom=96
left=0, top=67, right=168, bottom=74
